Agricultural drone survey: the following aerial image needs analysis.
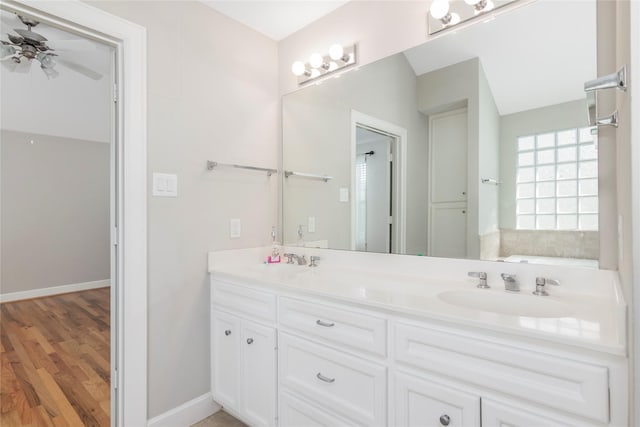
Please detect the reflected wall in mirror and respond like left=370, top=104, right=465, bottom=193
left=282, top=0, right=599, bottom=268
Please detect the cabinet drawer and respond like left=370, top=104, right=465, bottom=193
left=481, top=398, right=597, bottom=427
left=278, top=333, right=387, bottom=426
left=279, top=297, right=387, bottom=356
left=279, top=391, right=363, bottom=427
left=394, top=372, right=480, bottom=427
left=394, top=322, right=609, bottom=423
left=212, top=280, right=276, bottom=323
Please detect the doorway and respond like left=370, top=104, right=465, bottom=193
left=0, top=8, right=116, bottom=426
left=0, top=1, right=147, bottom=425
left=350, top=110, right=407, bottom=254
left=355, top=126, right=393, bottom=253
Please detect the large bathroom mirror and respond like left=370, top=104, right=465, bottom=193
left=282, top=0, right=599, bottom=268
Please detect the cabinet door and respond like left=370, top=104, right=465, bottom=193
left=394, top=372, right=480, bottom=427
left=241, top=320, right=277, bottom=427
left=211, top=310, right=241, bottom=410
left=481, top=399, right=581, bottom=427
left=429, top=205, right=467, bottom=258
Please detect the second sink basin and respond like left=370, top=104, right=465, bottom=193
left=438, top=289, right=573, bottom=318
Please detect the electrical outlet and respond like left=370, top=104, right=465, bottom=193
left=230, top=218, right=241, bottom=239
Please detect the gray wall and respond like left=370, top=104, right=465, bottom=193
left=88, top=1, right=279, bottom=418
left=283, top=53, right=428, bottom=255
left=1, top=130, right=110, bottom=293
left=499, top=99, right=589, bottom=229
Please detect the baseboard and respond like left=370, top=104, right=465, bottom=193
left=0, top=279, right=110, bottom=303
left=148, top=393, right=220, bottom=427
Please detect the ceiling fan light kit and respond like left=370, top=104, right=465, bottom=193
left=1, top=13, right=102, bottom=80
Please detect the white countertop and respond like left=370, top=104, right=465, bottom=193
left=209, top=247, right=626, bottom=356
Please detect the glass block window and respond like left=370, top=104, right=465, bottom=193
left=516, top=127, right=598, bottom=230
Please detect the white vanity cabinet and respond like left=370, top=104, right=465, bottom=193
left=278, top=296, right=388, bottom=427
left=210, top=275, right=626, bottom=427
left=211, top=280, right=277, bottom=427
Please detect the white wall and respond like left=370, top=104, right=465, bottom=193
left=88, top=0, right=279, bottom=418
left=278, top=1, right=430, bottom=96
left=1, top=130, right=111, bottom=293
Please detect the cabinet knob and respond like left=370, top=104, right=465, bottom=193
left=462, top=210, right=466, bottom=214
left=246, top=338, right=254, bottom=344
left=439, top=414, right=450, bottom=426
left=224, top=330, right=231, bottom=336
left=462, top=191, right=466, bottom=195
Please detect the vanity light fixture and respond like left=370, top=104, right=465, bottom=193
left=427, top=0, right=520, bottom=35
left=430, top=0, right=460, bottom=27
left=291, top=43, right=357, bottom=85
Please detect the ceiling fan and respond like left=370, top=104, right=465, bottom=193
left=1, top=14, right=103, bottom=80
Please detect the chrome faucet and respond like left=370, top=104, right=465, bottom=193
left=533, top=277, right=560, bottom=296
left=500, top=273, right=520, bottom=292
left=283, top=253, right=307, bottom=265
left=468, top=272, right=489, bottom=289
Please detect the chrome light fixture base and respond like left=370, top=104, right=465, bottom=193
left=293, top=44, right=357, bottom=86
left=427, top=0, right=524, bottom=35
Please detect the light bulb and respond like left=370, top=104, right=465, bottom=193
left=291, top=61, right=306, bottom=76
left=329, top=44, right=344, bottom=61
left=309, top=53, right=324, bottom=69
left=430, top=0, right=450, bottom=20
left=39, top=53, right=56, bottom=69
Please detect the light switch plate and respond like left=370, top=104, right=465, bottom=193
left=308, top=217, right=316, bottom=233
left=339, top=188, right=349, bottom=202
left=230, top=218, right=241, bottom=239
left=153, top=173, right=178, bottom=197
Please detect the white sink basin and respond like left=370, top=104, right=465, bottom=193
left=438, top=289, right=573, bottom=318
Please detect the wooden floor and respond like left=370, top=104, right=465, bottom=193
left=1, top=288, right=111, bottom=426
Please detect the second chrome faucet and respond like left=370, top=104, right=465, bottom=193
left=500, top=273, right=520, bottom=292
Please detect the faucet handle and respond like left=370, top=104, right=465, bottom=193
left=468, top=272, right=489, bottom=289
left=309, top=255, right=320, bottom=267
left=283, top=253, right=295, bottom=264
left=533, top=277, right=560, bottom=296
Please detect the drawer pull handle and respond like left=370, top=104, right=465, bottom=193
left=440, top=415, right=450, bottom=426
left=316, top=320, right=335, bottom=327
left=224, top=330, right=231, bottom=336
left=316, top=372, right=335, bottom=383
left=246, top=338, right=254, bottom=344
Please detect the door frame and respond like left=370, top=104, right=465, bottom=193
left=2, top=1, right=148, bottom=425
left=350, top=110, right=407, bottom=254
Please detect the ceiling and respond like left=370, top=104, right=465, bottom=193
left=199, top=0, right=349, bottom=40
left=0, top=10, right=114, bottom=142
left=403, top=0, right=596, bottom=115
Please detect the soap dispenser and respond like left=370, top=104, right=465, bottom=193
left=268, top=226, right=281, bottom=263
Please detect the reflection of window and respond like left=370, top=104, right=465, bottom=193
left=516, top=127, right=598, bottom=230
left=355, top=158, right=368, bottom=250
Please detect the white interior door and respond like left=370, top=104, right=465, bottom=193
left=356, top=127, right=392, bottom=253
left=430, top=109, right=468, bottom=203
left=429, top=108, right=468, bottom=257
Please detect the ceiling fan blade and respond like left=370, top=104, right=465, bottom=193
left=50, top=39, right=96, bottom=52
left=57, top=57, right=103, bottom=80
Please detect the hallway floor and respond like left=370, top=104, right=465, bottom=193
left=0, top=288, right=111, bottom=426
